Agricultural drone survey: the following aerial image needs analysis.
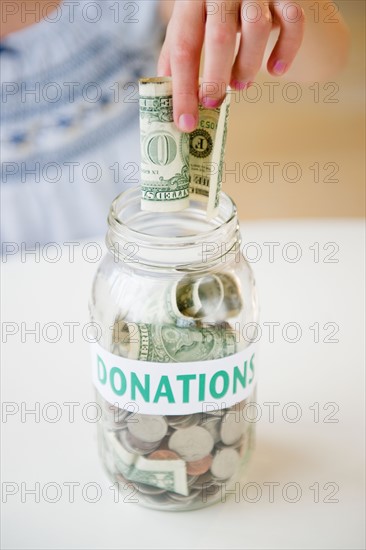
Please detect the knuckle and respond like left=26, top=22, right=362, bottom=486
left=281, top=4, right=305, bottom=26
left=210, top=26, right=233, bottom=47
left=172, top=40, right=196, bottom=64
left=250, top=13, right=272, bottom=30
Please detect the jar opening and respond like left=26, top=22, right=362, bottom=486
left=107, top=188, right=239, bottom=270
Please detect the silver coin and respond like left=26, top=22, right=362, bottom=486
left=167, top=415, right=190, bottom=428
left=191, top=471, right=215, bottom=489
left=135, top=482, right=166, bottom=495
left=201, top=484, right=222, bottom=501
left=211, top=448, right=240, bottom=480
left=168, top=426, right=214, bottom=462
left=167, top=413, right=201, bottom=429
left=167, top=488, right=201, bottom=502
left=202, top=408, right=227, bottom=418
left=215, top=434, right=245, bottom=451
left=118, top=429, right=161, bottom=455
left=187, top=475, right=199, bottom=487
left=127, top=414, right=168, bottom=443
left=200, top=417, right=222, bottom=443
left=220, top=411, right=245, bottom=445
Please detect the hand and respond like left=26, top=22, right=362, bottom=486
left=158, top=1, right=305, bottom=131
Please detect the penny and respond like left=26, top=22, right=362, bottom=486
left=148, top=450, right=181, bottom=461
left=186, top=455, right=213, bottom=476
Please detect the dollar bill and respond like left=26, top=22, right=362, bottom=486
left=168, top=272, right=242, bottom=321
left=139, top=78, right=190, bottom=212
left=107, top=432, right=188, bottom=496
left=189, top=93, right=231, bottom=218
left=112, top=321, right=237, bottom=362
left=171, top=274, right=224, bottom=319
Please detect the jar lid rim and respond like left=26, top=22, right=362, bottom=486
left=108, top=188, right=238, bottom=246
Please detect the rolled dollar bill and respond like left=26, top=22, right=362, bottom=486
left=167, top=272, right=242, bottom=322
left=139, top=77, right=190, bottom=212
left=189, top=92, right=231, bottom=218
left=112, top=320, right=237, bottom=362
left=215, top=273, right=243, bottom=319
left=169, top=274, right=224, bottom=320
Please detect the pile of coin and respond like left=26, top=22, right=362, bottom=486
left=98, top=395, right=255, bottom=510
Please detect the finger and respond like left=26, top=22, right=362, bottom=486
left=157, top=36, right=171, bottom=77
left=231, top=1, right=272, bottom=90
left=169, top=1, right=205, bottom=131
left=200, top=1, right=238, bottom=107
left=267, top=1, right=305, bottom=76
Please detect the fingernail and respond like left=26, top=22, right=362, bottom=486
left=273, top=60, right=287, bottom=75
left=202, top=97, right=220, bottom=108
left=231, top=80, right=253, bottom=91
left=178, top=114, right=196, bottom=132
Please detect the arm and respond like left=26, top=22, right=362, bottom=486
left=158, top=1, right=350, bottom=131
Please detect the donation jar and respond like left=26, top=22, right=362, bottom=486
left=89, top=187, right=259, bottom=511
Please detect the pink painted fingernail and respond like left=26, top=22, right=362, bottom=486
left=273, top=60, right=287, bottom=75
left=178, top=114, right=197, bottom=132
left=232, top=80, right=253, bottom=91
left=202, top=97, right=220, bottom=108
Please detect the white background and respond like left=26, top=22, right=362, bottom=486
left=1, top=220, right=365, bottom=550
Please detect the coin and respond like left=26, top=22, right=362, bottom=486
left=127, top=414, right=168, bottom=443
left=118, top=429, right=161, bottom=455
left=200, top=416, right=222, bottom=443
left=167, top=414, right=200, bottom=429
left=186, top=455, right=213, bottom=476
left=167, top=488, right=201, bottom=503
left=168, top=426, right=214, bottom=462
left=135, top=482, right=166, bottom=495
left=220, top=411, right=244, bottom=445
left=187, top=475, right=200, bottom=487
left=148, top=450, right=181, bottom=461
left=211, top=448, right=240, bottom=480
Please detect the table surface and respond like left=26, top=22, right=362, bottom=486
left=1, top=220, right=365, bottom=550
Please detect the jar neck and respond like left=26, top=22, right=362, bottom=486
left=106, top=188, right=240, bottom=272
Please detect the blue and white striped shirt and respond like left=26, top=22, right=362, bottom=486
left=1, top=0, right=162, bottom=245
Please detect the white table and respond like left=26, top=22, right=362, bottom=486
left=1, top=220, right=365, bottom=550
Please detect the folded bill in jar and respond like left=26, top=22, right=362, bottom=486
left=107, top=431, right=189, bottom=496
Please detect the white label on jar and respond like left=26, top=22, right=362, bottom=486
left=91, top=342, right=258, bottom=415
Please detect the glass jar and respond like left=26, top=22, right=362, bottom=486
left=89, top=187, right=259, bottom=511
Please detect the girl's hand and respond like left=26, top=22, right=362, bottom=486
left=158, top=0, right=305, bottom=132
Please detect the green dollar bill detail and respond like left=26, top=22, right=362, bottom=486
left=189, top=94, right=231, bottom=218
left=107, top=432, right=188, bottom=495
left=112, top=321, right=237, bottom=362
left=139, top=78, right=190, bottom=212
